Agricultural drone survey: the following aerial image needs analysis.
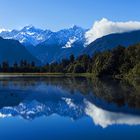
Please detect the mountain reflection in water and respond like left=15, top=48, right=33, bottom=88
left=0, top=77, right=139, bottom=128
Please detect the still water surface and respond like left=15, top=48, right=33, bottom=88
left=0, top=77, right=140, bottom=140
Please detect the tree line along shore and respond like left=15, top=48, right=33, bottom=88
left=0, top=43, right=139, bottom=79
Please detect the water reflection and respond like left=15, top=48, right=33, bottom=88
left=85, top=100, right=140, bottom=128
left=0, top=77, right=139, bottom=128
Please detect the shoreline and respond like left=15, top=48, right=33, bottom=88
left=0, top=73, right=139, bottom=82
left=0, top=73, right=93, bottom=78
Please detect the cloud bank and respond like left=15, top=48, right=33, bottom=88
left=85, top=18, right=140, bottom=45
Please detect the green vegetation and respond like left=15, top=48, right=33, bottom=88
left=91, top=44, right=140, bottom=79
left=0, top=43, right=139, bottom=79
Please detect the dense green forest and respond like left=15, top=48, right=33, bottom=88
left=91, top=44, right=140, bottom=78
left=0, top=43, right=140, bottom=78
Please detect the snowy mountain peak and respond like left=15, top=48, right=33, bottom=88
left=0, top=28, right=7, bottom=33
left=72, top=25, right=84, bottom=30
left=21, top=25, right=44, bottom=33
left=22, top=25, right=34, bottom=30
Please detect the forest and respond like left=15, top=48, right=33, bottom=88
left=0, top=43, right=140, bottom=78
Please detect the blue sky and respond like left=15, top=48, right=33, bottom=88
left=0, top=0, right=139, bottom=30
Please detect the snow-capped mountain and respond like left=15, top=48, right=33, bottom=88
left=0, top=25, right=87, bottom=63
left=0, top=25, right=53, bottom=46
left=39, top=25, right=86, bottom=47
left=0, top=25, right=86, bottom=47
left=32, top=25, right=86, bottom=63
left=1, top=18, right=140, bottom=64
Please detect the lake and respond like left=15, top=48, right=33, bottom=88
left=0, top=76, right=140, bottom=140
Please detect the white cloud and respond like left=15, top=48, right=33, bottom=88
left=85, top=18, right=140, bottom=45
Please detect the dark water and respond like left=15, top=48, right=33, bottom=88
left=0, top=77, right=140, bottom=140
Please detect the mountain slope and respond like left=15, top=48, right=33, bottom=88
left=0, top=37, right=40, bottom=65
left=84, top=30, right=140, bottom=56
left=31, top=26, right=86, bottom=63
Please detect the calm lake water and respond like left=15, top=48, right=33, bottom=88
left=0, top=77, right=140, bottom=140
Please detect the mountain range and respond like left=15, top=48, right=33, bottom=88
left=0, top=25, right=86, bottom=64
left=0, top=25, right=140, bottom=64
left=0, top=25, right=86, bottom=46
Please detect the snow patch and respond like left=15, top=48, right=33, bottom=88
left=62, top=97, right=76, bottom=108
left=62, top=37, right=77, bottom=48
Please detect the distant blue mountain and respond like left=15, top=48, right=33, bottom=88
left=0, top=37, right=40, bottom=65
